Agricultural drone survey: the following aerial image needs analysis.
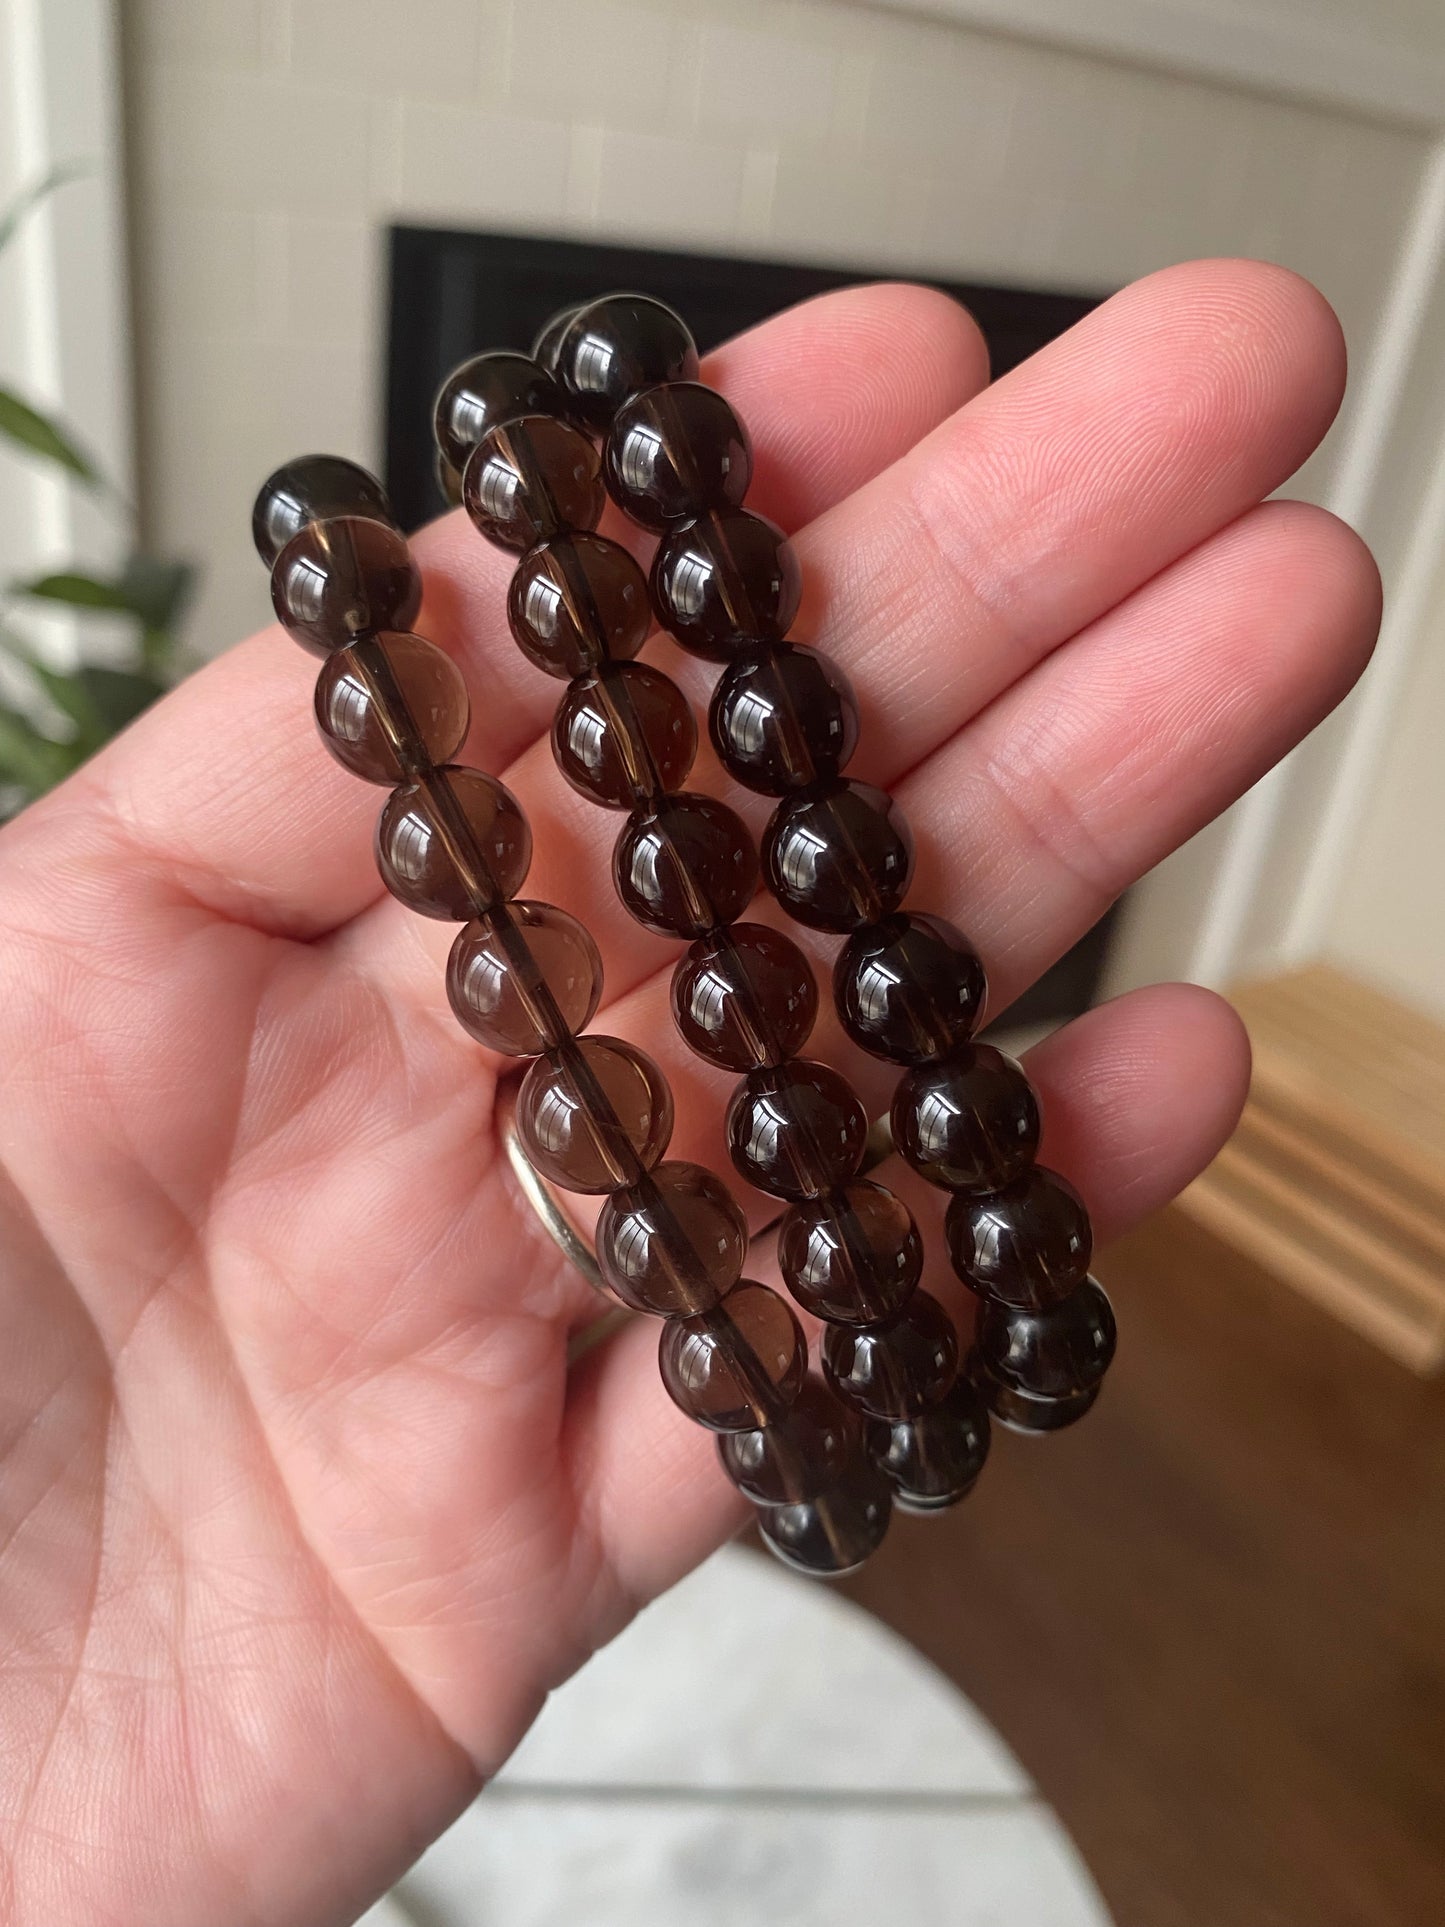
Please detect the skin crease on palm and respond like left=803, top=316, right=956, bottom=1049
left=0, top=259, right=1381, bottom=1925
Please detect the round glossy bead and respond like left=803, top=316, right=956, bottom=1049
left=834, top=913, right=988, bottom=1066
left=671, top=922, right=817, bottom=1072
left=764, top=780, right=914, bottom=933
left=822, top=1290, right=958, bottom=1419
left=726, top=1059, right=867, bottom=1203
left=658, top=1282, right=807, bottom=1432
left=446, top=901, right=602, bottom=1055
left=596, top=1160, right=746, bottom=1315
left=968, top=1350, right=1101, bottom=1434
left=552, top=293, right=699, bottom=430
left=531, top=303, right=583, bottom=377
left=977, top=1275, right=1115, bottom=1397
left=553, top=661, right=697, bottom=809
left=945, top=1166, right=1092, bottom=1307
left=891, top=1044, right=1040, bottom=1193
left=777, top=1180, right=923, bottom=1326
left=436, top=451, right=464, bottom=508
left=719, top=1378, right=859, bottom=1505
left=252, top=454, right=392, bottom=567
left=271, top=516, right=421, bottom=656
left=314, top=632, right=468, bottom=783
left=463, top=415, right=603, bottom=552
left=517, top=1036, right=673, bottom=1195
left=376, top=766, right=531, bottom=919
left=613, top=794, right=759, bottom=940
left=508, top=533, right=650, bottom=680
left=868, top=1376, right=991, bottom=1512
left=433, top=350, right=563, bottom=473
left=709, top=644, right=860, bottom=795
left=757, top=1462, right=892, bottom=1577
left=650, top=509, right=801, bottom=662
left=604, top=381, right=752, bottom=531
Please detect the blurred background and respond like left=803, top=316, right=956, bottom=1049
left=2, top=2, right=1443, bottom=1923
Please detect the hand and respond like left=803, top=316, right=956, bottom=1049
left=0, top=262, right=1378, bottom=1926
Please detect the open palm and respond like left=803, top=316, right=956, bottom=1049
left=0, top=264, right=1378, bottom=1926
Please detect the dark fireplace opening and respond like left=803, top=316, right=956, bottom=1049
left=385, top=226, right=1116, bottom=1028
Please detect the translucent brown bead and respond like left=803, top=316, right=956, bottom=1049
left=777, top=1180, right=923, bottom=1326
left=551, top=293, right=700, bottom=430
left=509, top=534, right=650, bottom=680
left=446, top=900, right=602, bottom=1056
left=891, top=1043, right=1040, bottom=1194
left=531, top=303, right=583, bottom=377
left=976, top=1275, right=1115, bottom=1397
left=650, top=509, right=802, bottom=663
left=968, top=1350, right=1101, bottom=1434
left=670, top=922, right=817, bottom=1072
left=763, top=779, right=914, bottom=933
left=604, top=381, right=752, bottom=531
left=757, top=1462, right=893, bottom=1577
left=433, top=350, right=563, bottom=474
left=822, top=1289, right=958, bottom=1419
left=596, top=1159, right=746, bottom=1315
left=868, top=1375, right=991, bottom=1512
left=252, top=454, right=392, bottom=567
left=463, top=414, right=604, bottom=552
left=436, top=451, right=464, bottom=508
left=945, top=1166, right=1092, bottom=1307
left=613, top=794, right=759, bottom=939
left=314, top=632, right=468, bottom=783
left=553, top=661, right=697, bottom=809
left=272, top=516, right=422, bottom=657
left=709, top=644, right=860, bottom=796
left=376, top=766, right=531, bottom=920
left=516, top=1036, right=673, bottom=1195
left=726, top=1059, right=867, bottom=1203
left=658, top=1281, right=806, bottom=1432
left=719, top=1378, right=860, bottom=1505
left=834, top=913, right=988, bottom=1066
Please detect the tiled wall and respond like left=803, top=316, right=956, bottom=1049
left=123, top=0, right=1427, bottom=654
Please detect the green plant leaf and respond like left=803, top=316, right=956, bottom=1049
left=75, top=665, right=166, bottom=733
left=0, top=702, right=76, bottom=792
left=118, top=555, right=195, bottom=634
left=0, top=389, right=102, bottom=486
left=15, top=569, right=130, bottom=613
left=0, top=161, right=91, bottom=256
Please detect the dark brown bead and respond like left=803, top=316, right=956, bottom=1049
left=436, top=451, right=464, bottom=508
left=252, top=455, right=392, bottom=567
left=516, top=1036, right=673, bottom=1195
left=834, top=913, right=988, bottom=1066
left=433, top=351, right=563, bottom=473
left=650, top=509, right=801, bottom=662
left=868, top=1375, right=991, bottom=1512
left=463, top=415, right=603, bottom=552
left=446, top=900, right=602, bottom=1056
left=604, top=381, right=752, bottom=531
left=552, top=293, right=699, bottom=430
left=314, top=632, right=468, bottom=783
left=757, top=1461, right=892, bottom=1576
left=823, top=1290, right=958, bottom=1419
left=613, top=794, right=759, bottom=939
left=777, top=1180, right=923, bottom=1326
left=376, top=766, right=531, bottom=919
left=719, top=1378, right=860, bottom=1505
left=976, top=1274, right=1115, bottom=1397
left=726, top=1059, right=867, bottom=1203
left=658, top=1281, right=806, bottom=1432
left=670, top=922, right=817, bottom=1072
left=945, top=1165, right=1091, bottom=1306
left=553, top=661, right=697, bottom=809
left=531, top=304, right=583, bottom=377
left=272, top=516, right=421, bottom=656
left=508, top=534, right=650, bottom=680
left=596, top=1160, right=746, bottom=1316
left=891, top=1043, right=1040, bottom=1193
left=968, top=1349, right=1100, bottom=1433
left=763, top=779, right=914, bottom=933
left=709, top=644, right=859, bottom=796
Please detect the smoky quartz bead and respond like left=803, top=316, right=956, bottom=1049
left=531, top=304, right=583, bottom=378
left=719, top=1378, right=860, bottom=1506
left=272, top=516, right=422, bottom=657
left=314, top=632, right=468, bottom=783
left=604, top=381, right=752, bottom=531
left=776, top=1180, right=923, bottom=1326
left=252, top=454, right=393, bottom=568
left=433, top=350, right=563, bottom=474
left=436, top=451, right=464, bottom=508
left=508, top=533, right=651, bottom=680
left=891, top=1043, right=1040, bottom=1194
left=763, top=780, right=914, bottom=933
left=868, top=1376, right=991, bottom=1512
left=968, top=1349, right=1101, bottom=1433
left=650, top=509, right=802, bottom=662
left=945, top=1166, right=1092, bottom=1306
left=822, top=1289, right=958, bottom=1419
left=446, top=900, right=602, bottom=1056
left=658, top=1281, right=807, bottom=1432
left=553, top=661, right=697, bottom=809
left=976, top=1275, right=1116, bottom=1397
left=516, top=1036, right=673, bottom=1195
left=726, top=1059, right=867, bottom=1203
left=549, top=293, right=700, bottom=430
left=835, top=913, right=988, bottom=1066
left=613, top=794, right=759, bottom=940
left=757, top=1462, right=893, bottom=1577
left=709, top=644, right=860, bottom=795
left=463, top=415, right=604, bottom=552
left=596, top=1159, right=747, bottom=1316
left=376, top=766, right=531, bottom=920
left=670, top=922, right=817, bottom=1072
